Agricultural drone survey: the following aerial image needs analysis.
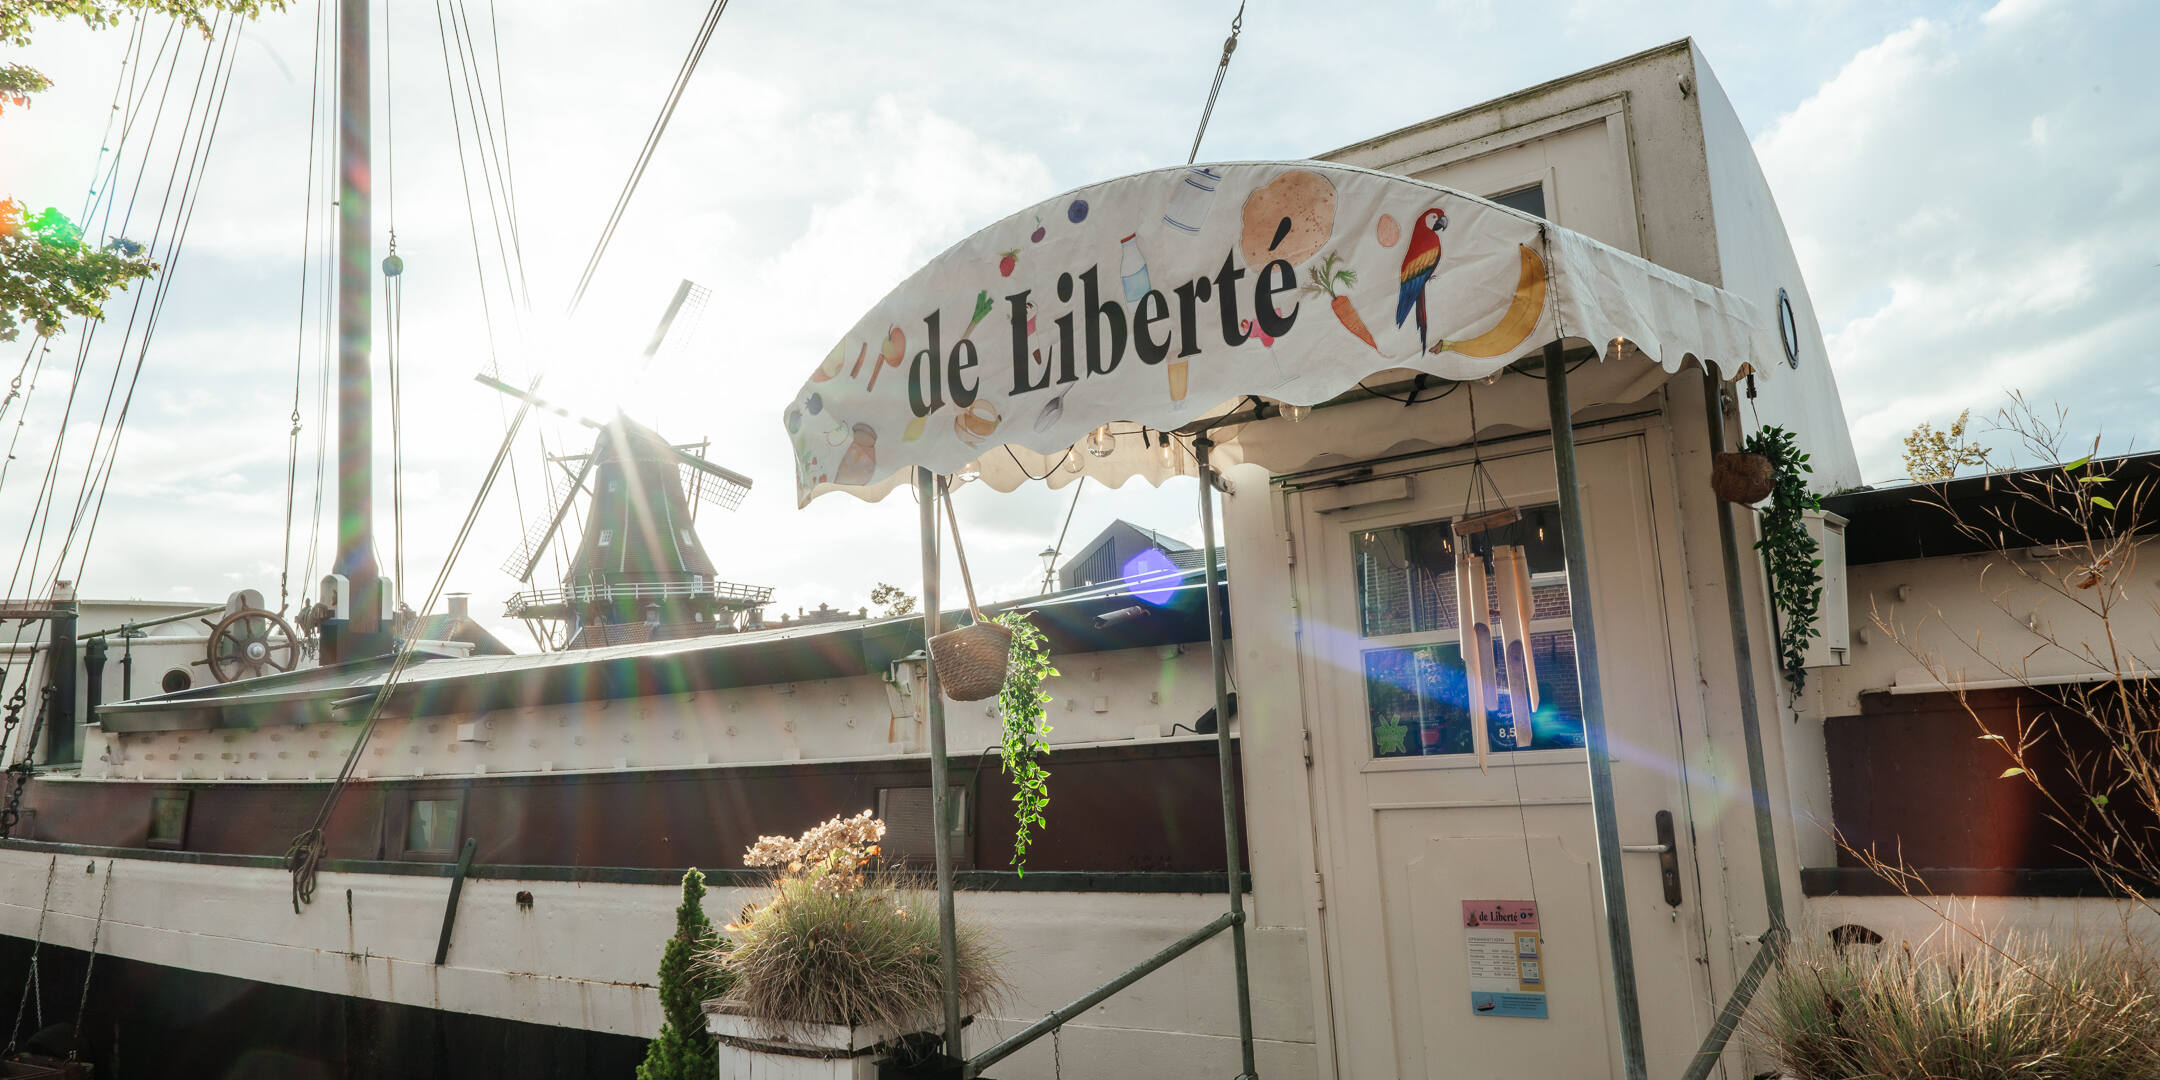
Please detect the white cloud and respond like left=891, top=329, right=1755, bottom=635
left=5, top=0, right=2154, bottom=655
left=1756, top=2, right=2160, bottom=479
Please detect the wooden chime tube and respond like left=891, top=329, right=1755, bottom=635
left=1493, top=545, right=1535, bottom=749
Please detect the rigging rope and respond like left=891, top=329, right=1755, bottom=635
left=433, top=0, right=547, bottom=586
left=291, top=0, right=740, bottom=907
left=386, top=238, right=406, bottom=605
left=1185, top=2, right=1244, bottom=165
left=385, top=0, right=405, bottom=605
left=282, top=0, right=329, bottom=616
left=566, top=0, right=729, bottom=314
left=301, top=6, right=337, bottom=610
left=69, top=16, right=250, bottom=583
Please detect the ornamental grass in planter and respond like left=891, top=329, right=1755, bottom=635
left=1751, top=935, right=2160, bottom=1080
left=707, top=811, right=1005, bottom=1038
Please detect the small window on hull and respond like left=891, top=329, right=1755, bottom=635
left=148, top=792, right=191, bottom=848
left=408, top=798, right=461, bottom=854
left=876, top=786, right=967, bottom=869
left=161, top=668, right=192, bottom=693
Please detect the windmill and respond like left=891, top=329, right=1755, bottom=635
left=488, top=280, right=771, bottom=649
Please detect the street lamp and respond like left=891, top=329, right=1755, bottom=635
left=1038, top=546, right=1059, bottom=594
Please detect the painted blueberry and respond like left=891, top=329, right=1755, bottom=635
left=806, top=393, right=824, bottom=415
left=1067, top=199, right=1089, bottom=224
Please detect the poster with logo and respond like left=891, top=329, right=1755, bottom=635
left=1463, top=899, right=1546, bottom=1018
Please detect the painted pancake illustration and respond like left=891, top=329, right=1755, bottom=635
left=1240, top=169, right=1335, bottom=268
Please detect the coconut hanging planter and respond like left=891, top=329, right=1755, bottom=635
left=1711, top=451, right=1776, bottom=504
left=927, top=489, right=1011, bottom=701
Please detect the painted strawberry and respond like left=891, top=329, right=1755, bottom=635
left=999, top=249, right=1019, bottom=277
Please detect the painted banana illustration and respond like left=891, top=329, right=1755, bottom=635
left=1431, top=243, right=1547, bottom=359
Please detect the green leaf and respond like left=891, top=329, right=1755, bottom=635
left=2090, top=794, right=2110, bottom=808
left=2063, top=454, right=2092, bottom=472
left=2077, top=475, right=2113, bottom=484
left=2090, top=495, right=2116, bottom=510
left=1979, top=733, right=2006, bottom=741
left=1999, top=767, right=2026, bottom=779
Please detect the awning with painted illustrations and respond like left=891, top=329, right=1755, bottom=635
left=786, top=161, right=1773, bottom=506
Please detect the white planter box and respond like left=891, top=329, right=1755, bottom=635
left=704, top=1005, right=952, bottom=1080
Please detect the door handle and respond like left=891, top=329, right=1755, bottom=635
left=1620, top=810, right=1684, bottom=908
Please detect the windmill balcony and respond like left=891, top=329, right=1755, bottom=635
left=502, top=577, right=775, bottom=619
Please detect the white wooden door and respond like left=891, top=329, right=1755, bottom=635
left=1295, top=434, right=1713, bottom=1079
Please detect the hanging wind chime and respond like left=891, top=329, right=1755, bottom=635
left=1451, top=387, right=1540, bottom=770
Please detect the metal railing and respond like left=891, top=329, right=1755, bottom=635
left=503, top=577, right=773, bottom=617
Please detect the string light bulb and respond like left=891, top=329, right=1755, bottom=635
left=1156, top=431, right=1177, bottom=472
left=1277, top=400, right=1310, bottom=423
left=1086, top=425, right=1116, bottom=458
left=954, top=460, right=982, bottom=484
left=1062, top=450, right=1085, bottom=474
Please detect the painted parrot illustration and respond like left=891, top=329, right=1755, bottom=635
left=1395, top=207, right=1449, bottom=351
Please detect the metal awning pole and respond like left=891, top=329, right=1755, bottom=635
left=916, top=467, right=963, bottom=1055
left=1699, top=370, right=1790, bottom=934
left=1541, top=340, right=1648, bottom=1080
left=1193, top=437, right=1258, bottom=1079
left=1676, top=370, right=1794, bottom=1080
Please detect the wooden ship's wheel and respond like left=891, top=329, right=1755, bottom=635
left=195, top=608, right=302, bottom=683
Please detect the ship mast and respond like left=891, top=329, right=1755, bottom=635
left=330, top=0, right=392, bottom=661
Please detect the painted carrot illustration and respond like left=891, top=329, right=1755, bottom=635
left=1301, top=252, right=1377, bottom=350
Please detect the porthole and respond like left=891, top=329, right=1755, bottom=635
left=161, top=668, right=192, bottom=693
left=1777, top=288, right=1800, bottom=369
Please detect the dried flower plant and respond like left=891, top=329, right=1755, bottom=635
left=1901, top=408, right=1993, bottom=483
left=743, top=810, right=886, bottom=896
left=714, top=812, right=1005, bottom=1034
left=1751, top=928, right=2160, bottom=1079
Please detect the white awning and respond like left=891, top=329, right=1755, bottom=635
left=786, top=161, right=1774, bottom=506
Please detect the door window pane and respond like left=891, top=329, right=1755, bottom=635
left=1354, top=503, right=1583, bottom=757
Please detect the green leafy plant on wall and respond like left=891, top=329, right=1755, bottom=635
left=994, top=610, right=1055, bottom=874
left=1743, top=424, right=1822, bottom=697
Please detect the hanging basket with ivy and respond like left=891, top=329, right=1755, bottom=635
left=1743, top=424, right=1823, bottom=697
left=993, top=610, right=1056, bottom=875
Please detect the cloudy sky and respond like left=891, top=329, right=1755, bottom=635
left=1, top=0, right=2153, bottom=647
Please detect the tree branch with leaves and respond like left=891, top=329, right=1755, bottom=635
left=2, top=1, right=282, bottom=341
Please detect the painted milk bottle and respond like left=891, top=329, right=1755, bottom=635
left=1162, top=167, right=1223, bottom=234
left=1120, top=233, right=1151, bottom=305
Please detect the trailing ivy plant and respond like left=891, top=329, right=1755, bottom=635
left=1743, top=424, right=1823, bottom=697
left=994, top=610, right=1056, bottom=875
